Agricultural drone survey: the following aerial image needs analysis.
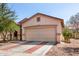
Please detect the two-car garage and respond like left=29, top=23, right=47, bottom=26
left=24, top=25, right=57, bottom=42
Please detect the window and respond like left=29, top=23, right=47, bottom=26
left=37, top=17, right=40, bottom=22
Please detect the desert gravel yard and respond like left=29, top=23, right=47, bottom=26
left=46, top=39, right=79, bottom=56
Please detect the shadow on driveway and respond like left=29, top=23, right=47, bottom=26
left=10, top=41, right=56, bottom=45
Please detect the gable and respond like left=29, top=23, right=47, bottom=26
left=22, top=14, right=63, bottom=28
left=19, top=13, right=64, bottom=26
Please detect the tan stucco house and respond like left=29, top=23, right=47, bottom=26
left=19, top=13, right=64, bottom=43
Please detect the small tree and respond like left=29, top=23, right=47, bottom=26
left=62, top=27, right=72, bottom=43
left=0, top=3, right=19, bottom=42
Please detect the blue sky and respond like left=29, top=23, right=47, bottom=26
left=8, top=3, right=79, bottom=23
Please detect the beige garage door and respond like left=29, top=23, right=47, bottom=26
left=25, top=26, right=56, bottom=42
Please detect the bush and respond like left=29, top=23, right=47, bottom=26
left=62, top=28, right=72, bottom=43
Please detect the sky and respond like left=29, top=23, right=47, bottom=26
left=8, top=3, right=79, bottom=23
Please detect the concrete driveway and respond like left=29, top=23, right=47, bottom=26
left=0, top=41, right=53, bottom=56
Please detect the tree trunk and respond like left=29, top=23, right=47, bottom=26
left=3, top=37, right=6, bottom=42
left=2, top=34, right=6, bottom=42
left=2, top=32, right=7, bottom=42
left=10, top=32, right=12, bottom=41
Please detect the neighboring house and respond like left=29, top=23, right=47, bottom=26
left=68, top=24, right=79, bottom=30
left=19, top=13, right=64, bottom=43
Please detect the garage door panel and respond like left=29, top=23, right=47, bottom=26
left=25, top=26, right=56, bottom=41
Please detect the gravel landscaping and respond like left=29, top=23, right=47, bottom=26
left=45, top=39, right=79, bottom=56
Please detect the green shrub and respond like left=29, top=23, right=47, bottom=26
left=62, top=28, right=72, bottom=43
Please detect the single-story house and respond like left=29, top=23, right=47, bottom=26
left=19, top=13, right=64, bottom=43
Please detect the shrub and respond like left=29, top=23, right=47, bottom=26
left=62, top=28, right=72, bottom=43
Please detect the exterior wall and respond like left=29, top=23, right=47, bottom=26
left=22, top=14, right=63, bottom=42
